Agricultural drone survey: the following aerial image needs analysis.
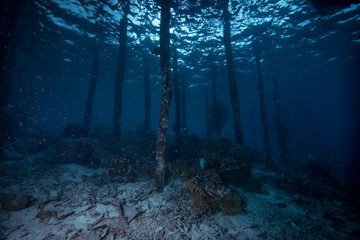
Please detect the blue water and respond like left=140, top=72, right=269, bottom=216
left=0, top=0, right=359, bottom=239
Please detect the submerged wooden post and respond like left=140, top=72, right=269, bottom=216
left=222, top=0, right=244, bottom=146
left=211, top=68, right=221, bottom=137
left=272, top=71, right=289, bottom=162
left=83, top=48, right=100, bottom=133
left=172, top=48, right=181, bottom=136
left=0, top=0, right=24, bottom=109
left=113, top=1, right=129, bottom=140
left=205, top=91, right=211, bottom=137
left=181, top=80, right=187, bottom=131
left=155, top=0, right=172, bottom=192
left=0, top=0, right=26, bottom=158
left=254, top=48, right=272, bottom=165
left=144, top=58, right=151, bottom=133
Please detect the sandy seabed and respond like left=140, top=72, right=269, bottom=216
left=0, top=153, right=359, bottom=240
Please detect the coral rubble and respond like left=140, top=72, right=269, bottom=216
left=2, top=193, right=29, bottom=211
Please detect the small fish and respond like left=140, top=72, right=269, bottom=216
left=200, top=158, right=205, bottom=169
left=241, top=163, right=248, bottom=167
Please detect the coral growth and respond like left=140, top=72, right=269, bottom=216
left=183, top=177, right=242, bottom=214
left=169, top=159, right=198, bottom=180
left=171, top=159, right=242, bottom=214
left=273, top=160, right=342, bottom=199
left=1, top=101, right=37, bottom=137
left=123, top=145, right=142, bottom=162
left=219, top=189, right=243, bottom=214
left=169, top=137, right=252, bottom=187
left=63, top=123, right=87, bottom=139
left=63, top=123, right=86, bottom=139
left=183, top=178, right=220, bottom=214
left=168, top=134, right=202, bottom=160
left=108, top=155, right=140, bottom=183
left=109, top=156, right=129, bottom=178
left=55, top=138, right=109, bottom=167
left=201, top=138, right=252, bottom=186
left=92, top=125, right=113, bottom=143
left=206, top=99, right=230, bottom=133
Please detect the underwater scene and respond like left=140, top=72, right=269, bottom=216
left=1, top=0, right=360, bottom=239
